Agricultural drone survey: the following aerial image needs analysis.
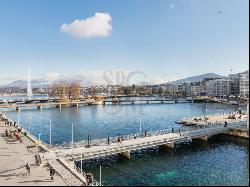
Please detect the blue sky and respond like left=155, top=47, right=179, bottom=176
left=0, top=0, right=249, bottom=84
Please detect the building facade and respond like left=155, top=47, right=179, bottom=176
left=239, top=71, right=249, bottom=97
left=206, top=78, right=230, bottom=97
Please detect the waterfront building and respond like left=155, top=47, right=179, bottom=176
left=239, top=71, right=249, bottom=97
left=184, top=82, right=192, bottom=97
left=190, top=81, right=206, bottom=96
left=206, top=78, right=231, bottom=98
left=229, top=70, right=249, bottom=97
left=229, top=73, right=240, bottom=96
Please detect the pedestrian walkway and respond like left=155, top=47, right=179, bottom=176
left=0, top=121, right=67, bottom=186
left=48, top=159, right=84, bottom=186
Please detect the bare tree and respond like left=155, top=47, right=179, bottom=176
left=69, top=82, right=81, bottom=100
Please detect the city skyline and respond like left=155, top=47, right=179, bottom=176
left=0, top=0, right=249, bottom=84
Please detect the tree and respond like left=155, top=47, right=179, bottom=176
left=158, top=87, right=164, bottom=95
left=50, top=82, right=81, bottom=102
left=69, top=82, right=80, bottom=100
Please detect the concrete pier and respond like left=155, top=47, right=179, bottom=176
left=37, top=105, right=43, bottom=110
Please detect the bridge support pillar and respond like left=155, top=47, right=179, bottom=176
left=193, top=136, right=208, bottom=142
left=56, top=104, right=62, bottom=109
left=146, top=101, right=149, bottom=104
left=119, top=150, right=131, bottom=159
left=37, top=106, right=43, bottom=110
left=159, top=143, right=175, bottom=150
left=102, top=101, right=105, bottom=106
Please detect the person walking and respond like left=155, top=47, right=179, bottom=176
left=224, top=121, right=228, bottom=127
left=25, top=163, right=30, bottom=176
left=117, top=137, right=120, bottom=144
left=50, top=168, right=55, bottom=181
left=5, top=129, right=8, bottom=137
left=107, top=137, right=110, bottom=145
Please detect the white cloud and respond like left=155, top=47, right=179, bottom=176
left=60, top=12, right=112, bottom=38
left=170, top=3, right=175, bottom=9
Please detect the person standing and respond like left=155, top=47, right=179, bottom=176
left=25, top=163, right=30, bottom=176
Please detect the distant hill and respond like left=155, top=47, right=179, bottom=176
left=170, top=73, right=223, bottom=84
left=0, top=78, right=104, bottom=88
left=0, top=79, right=50, bottom=88
left=0, top=73, right=224, bottom=88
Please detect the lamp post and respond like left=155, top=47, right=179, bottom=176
left=17, top=110, right=20, bottom=125
left=99, top=165, right=102, bottom=186
left=38, top=133, right=41, bottom=145
left=139, top=117, right=142, bottom=134
left=49, top=120, right=52, bottom=150
left=71, top=123, right=74, bottom=149
left=247, top=99, right=249, bottom=131
left=81, top=154, right=83, bottom=176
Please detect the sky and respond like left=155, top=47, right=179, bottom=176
left=0, top=0, right=249, bottom=85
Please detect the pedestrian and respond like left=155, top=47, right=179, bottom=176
left=107, top=137, right=110, bottom=145
left=25, top=163, right=30, bottom=176
left=5, top=129, right=8, bottom=136
left=144, top=130, right=147, bottom=137
left=50, top=168, right=55, bottom=181
left=171, top=127, right=174, bottom=133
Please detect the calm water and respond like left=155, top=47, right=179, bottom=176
left=0, top=94, right=48, bottom=101
left=1, top=102, right=248, bottom=186
left=2, top=102, right=245, bottom=144
left=79, top=137, right=249, bottom=186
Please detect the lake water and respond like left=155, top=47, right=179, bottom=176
left=78, top=136, right=249, bottom=186
left=2, top=102, right=245, bottom=145
left=1, top=102, right=248, bottom=186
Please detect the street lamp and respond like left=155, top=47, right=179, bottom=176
left=139, top=117, right=142, bottom=134
left=49, top=120, right=52, bottom=150
left=71, top=123, right=74, bottom=149
left=38, top=133, right=41, bottom=145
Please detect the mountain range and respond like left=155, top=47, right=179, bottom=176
left=0, top=73, right=223, bottom=88
left=169, top=73, right=223, bottom=84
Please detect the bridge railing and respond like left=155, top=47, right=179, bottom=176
left=54, top=120, right=247, bottom=150
left=58, top=122, right=247, bottom=162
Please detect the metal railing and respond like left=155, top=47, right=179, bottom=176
left=54, top=120, right=247, bottom=150
left=57, top=122, right=247, bottom=162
